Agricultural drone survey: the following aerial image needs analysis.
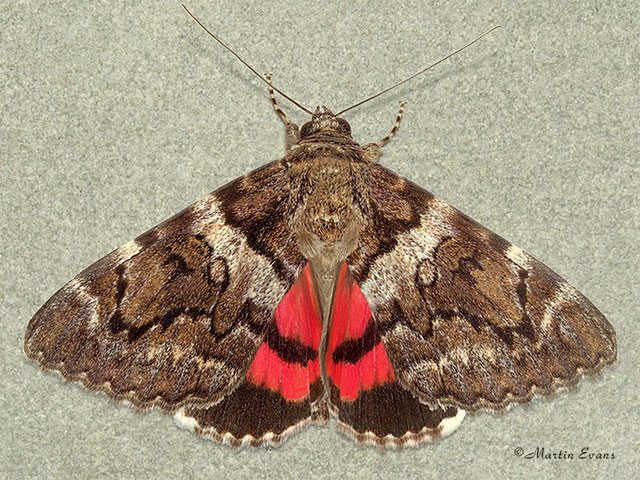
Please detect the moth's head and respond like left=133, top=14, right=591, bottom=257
left=299, top=106, right=352, bottom=139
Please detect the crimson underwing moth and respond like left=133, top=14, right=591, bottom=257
left=24, top=7, right=617, bottom=448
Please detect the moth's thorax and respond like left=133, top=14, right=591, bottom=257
left=288, top=146, right=369, bottom=249
left=288, top=109, right=369, bottom=247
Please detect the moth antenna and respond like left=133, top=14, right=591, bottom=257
left=336, top=25, right=500, bottom=116
left=182, top=4, right=313, bottom=115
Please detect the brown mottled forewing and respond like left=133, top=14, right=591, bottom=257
left=24, top=159, right=304, bottom=411
left=348, top=164, right=617, bottom=412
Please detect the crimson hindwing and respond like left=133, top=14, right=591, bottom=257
left=175, top=265, right=327, bottom=446
left=325, top=263, right=464, bottom=447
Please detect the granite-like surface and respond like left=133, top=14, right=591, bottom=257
left=1, top=1, right=637, bottom=479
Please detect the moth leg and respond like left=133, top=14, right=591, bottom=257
left=265, top=73, right=300, bottom=149
left=361, top=102, right=406, bottom=162
left=377, top=101, right=406, bottom=147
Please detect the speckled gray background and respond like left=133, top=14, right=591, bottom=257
left=1, top=1, right=638, bottom=479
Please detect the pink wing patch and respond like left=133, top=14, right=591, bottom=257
left=175, top=266, right=327, bottom=445
left=326, top=263, right=395, bottom=401
left=246, top=265, right=322, bottom=401
left=325, top=263, right=463, bottom=446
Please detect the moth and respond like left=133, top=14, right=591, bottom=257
left=24, top=6, right=617, bottom=449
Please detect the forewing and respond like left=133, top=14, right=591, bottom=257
left=347, top=164, right=617, bottom=412
left=24, top=160, right=305, bottom=412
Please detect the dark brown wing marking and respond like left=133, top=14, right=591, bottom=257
left=24, top=160, right=305, bottom=412
left=348, top=164, right=617, bottom=412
